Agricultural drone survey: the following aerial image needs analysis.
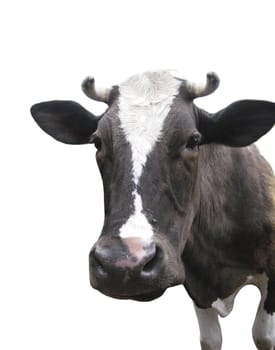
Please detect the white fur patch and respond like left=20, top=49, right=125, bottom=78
left=211, top=274, right=263, bottom=317
left=118, top=71, right=181, bottom=241
left=194, top=304, right=222, bottom=349
left=252, top=274, right=275, bottom=348
left=212, top=295, right=237, bottom=318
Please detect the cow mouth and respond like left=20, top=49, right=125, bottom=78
left=108, top=289, right=166, bottom=302
left=130, top=289, right=166, bottom=301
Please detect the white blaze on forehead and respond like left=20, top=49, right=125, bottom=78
left=118, top=70, right=181, bottom=241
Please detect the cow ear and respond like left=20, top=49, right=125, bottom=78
left=199, top=100, right=275, bottom=147
left=31, top=100, right=99, bottom=144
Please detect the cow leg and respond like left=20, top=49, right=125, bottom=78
left=252, top=276, right=275, bottom=350
left=194, top=304, right=222, bottom=350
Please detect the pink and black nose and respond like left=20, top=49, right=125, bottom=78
left=89, top=237, right=165, bottom=296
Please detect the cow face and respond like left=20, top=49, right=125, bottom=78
left=31, top=70, right=275, bottom=301
left=88, top=72, right=198, bottom=300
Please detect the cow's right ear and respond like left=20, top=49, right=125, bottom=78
left=31, top=100, right=99, bottom=144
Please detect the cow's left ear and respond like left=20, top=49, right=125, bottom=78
left=31, top=100, right=99, bottom=144
left=198, top=100, right=275, bottom=147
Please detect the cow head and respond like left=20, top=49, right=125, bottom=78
left=31, top=70, right=275, bottom=301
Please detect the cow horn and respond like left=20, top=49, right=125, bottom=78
left=82, top=77, right=112, bottom=104
left=186, top=72, right=220, bottom=99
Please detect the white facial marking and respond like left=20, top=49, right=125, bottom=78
left=118, top=71, right=181, bottom=241
left=119, top=191, right=154, bottom=240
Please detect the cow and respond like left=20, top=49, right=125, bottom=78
left=31, top=70, right=275, bottom=350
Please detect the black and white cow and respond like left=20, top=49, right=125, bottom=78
left=31, top=70, right=275, bottom=350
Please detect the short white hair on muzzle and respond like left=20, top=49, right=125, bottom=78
left=82, top=76, right=112, bottom=105
left=186, top=72, right=220, bottom=99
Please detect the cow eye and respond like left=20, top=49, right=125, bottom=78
left=94, top=137, right=102, bottom=151
left=90, top=134, right=102, bottom=151
left=186, top=132, right=202, bottom=150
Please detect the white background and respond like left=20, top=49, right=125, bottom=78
left=1, top=1, right=275, bottom=349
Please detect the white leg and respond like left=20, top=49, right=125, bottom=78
left=194, top=304, right=222, bottom=350
left=252, top=275, right=275, bottom=350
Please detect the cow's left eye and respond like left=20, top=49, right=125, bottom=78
left=94, top=137, right=102, bottom=151
left=90, top=134, right=102, bottom=151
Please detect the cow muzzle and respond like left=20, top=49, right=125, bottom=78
left=89, top=236, right=173, bottom=301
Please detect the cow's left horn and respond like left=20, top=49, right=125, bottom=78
left=82, top=77, right=112, bottom=104
left=186, top=72, right=220, bottom=99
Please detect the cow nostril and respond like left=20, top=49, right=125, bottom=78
left=90, top=248, right=108, bottom=277
left=142, top=246, right=163, bottom=277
